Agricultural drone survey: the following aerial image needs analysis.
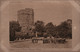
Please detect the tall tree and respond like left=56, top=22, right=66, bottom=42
left=34, top=20, right=45, bottom=37
left=56, top=19, right=72, bottom=38
left=45, top=22, right=55, bottom=36
left=9, top=21, right=21, bottom=41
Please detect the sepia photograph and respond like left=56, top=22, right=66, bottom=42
left=1, top=0, right=80, bottom=52
left=9, top=0, right=72, bottom=48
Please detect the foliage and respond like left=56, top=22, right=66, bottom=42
left=9, top=21, right=21, bottom=41
left=45, top=22, right=55, bottom=36
left=35, top=20, right=45, bottom=32
left=10, top=21, right=21, bottom=32
left=34, top=19, right=72, bottom=39
left=34, top=20, right=45, bottom=37
left=56, top=19, right=72, bottom=38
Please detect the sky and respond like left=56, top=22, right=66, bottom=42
left=2, top=0, right=72, bottom=25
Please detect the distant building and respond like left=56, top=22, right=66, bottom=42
left=17, top=8, right=34, bottom=35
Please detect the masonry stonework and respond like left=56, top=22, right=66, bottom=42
left=17, top=8, right=34, bottom=35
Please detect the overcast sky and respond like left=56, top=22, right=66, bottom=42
left=2, top=1, right=72, bottom=25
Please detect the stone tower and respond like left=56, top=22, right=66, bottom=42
left=17, top=8, right=34, bottom=35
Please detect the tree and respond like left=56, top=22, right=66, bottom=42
left=45, top=22, right=55, bottom=36
left=34, top=20, right=45, bottom=37
left=9, top=21, right=21, bottom=41
left=56, top=19, right=72, bottom=38
left=66, top=19, right=72, bottom=38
